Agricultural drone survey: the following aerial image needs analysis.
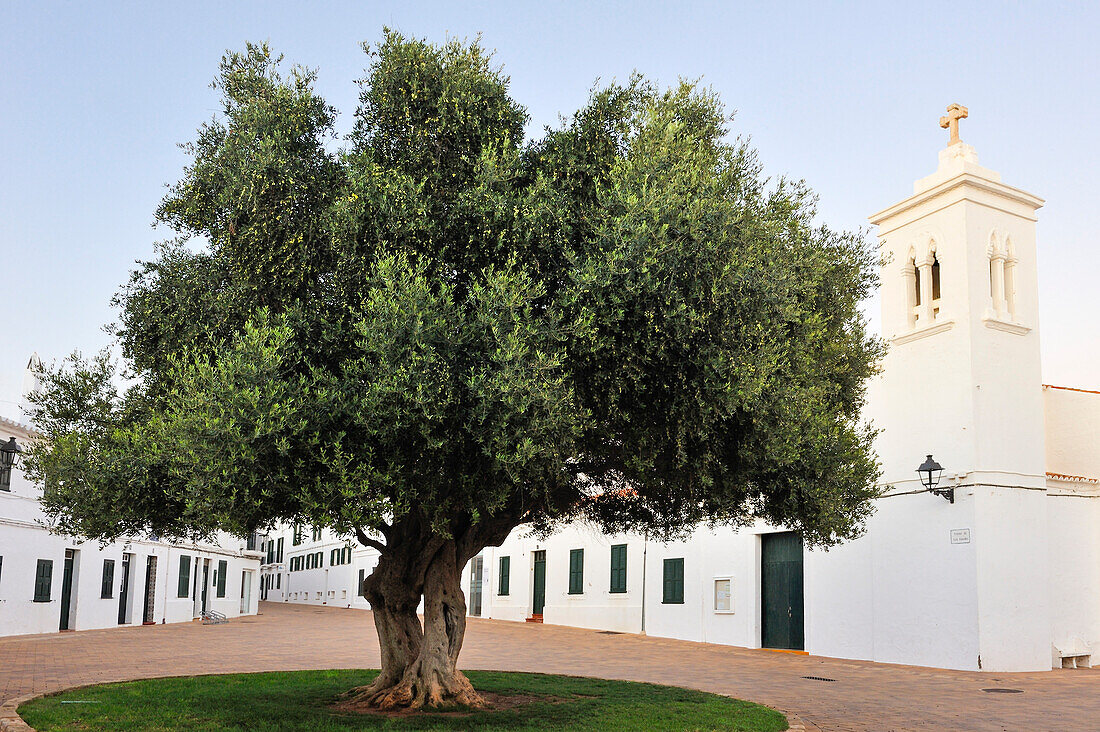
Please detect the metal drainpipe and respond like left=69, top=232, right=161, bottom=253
left=640, top=531, right=648, bottom=635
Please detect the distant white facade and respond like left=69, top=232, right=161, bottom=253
left=266, top=120, right=1100, bottom=673
left=255, top=524, right=378, bottom=609
left=0, top=409, right=262, bottom=638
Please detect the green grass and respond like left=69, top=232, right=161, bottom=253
left=19, top=669, right=788, bottom=731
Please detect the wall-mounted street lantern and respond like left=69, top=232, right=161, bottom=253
left=917, top=454, right=952, bottom=503
left=0, top=437, right=22, bottom=491
left=0, top=437, right=22, bottom=468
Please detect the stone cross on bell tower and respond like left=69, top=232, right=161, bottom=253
left=939, top=103, right=968, bottom=145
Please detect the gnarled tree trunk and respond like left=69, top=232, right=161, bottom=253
left=365, top=541, right=485, bottom=709
left=344, top=513, right=521, bottom=711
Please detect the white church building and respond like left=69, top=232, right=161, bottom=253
left=0, top=366, right=263, bottom=638
left=262, top=109, right=1100, bottom=674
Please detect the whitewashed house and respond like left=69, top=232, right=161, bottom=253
left=0, top=387, right=262, bottom=638
left=266, top=112, right=1100, bottom=673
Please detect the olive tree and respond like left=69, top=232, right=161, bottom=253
left=25, top=32, right=882, bottom=710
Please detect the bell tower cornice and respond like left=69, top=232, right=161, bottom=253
left=870, top=172, right=1044, bottom=235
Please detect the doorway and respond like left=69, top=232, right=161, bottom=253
left=532, top=550, right=546, bottom=616
left=192, top=557, right=202, bottom=618
left=468, top=556, right=483, bottom=616
left=761, top=532, right=804, bottom=651
left=59, top=548, right=76, bottom=631
left=240, top=570, right=252, bottom=614
left=200, top=559, right=210, bottom=614
left=142, top=555, right=157, bottom=624
left=118, top=553, right=132, bottom=624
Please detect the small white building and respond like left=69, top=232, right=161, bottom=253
left=269, top=114, right=1100, bottom=674
left=0, top=408, right=262, bottom=638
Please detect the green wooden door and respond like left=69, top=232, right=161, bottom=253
left=59, top=549, right=75, bottom=631
left=532, top=550, right=546, bottom=615
left=201, top=560, right=209, bottom=613
left=117, top=554, right=131, bottom=624
left=761, top=532, right=804, bottom=650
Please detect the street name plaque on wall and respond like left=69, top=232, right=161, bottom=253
left=950, top=528, right=971, bottom=544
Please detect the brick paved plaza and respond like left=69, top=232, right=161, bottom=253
left=2, top=602, right=1098, bottom=731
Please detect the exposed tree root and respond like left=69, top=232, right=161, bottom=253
left=340, top=665, right=486, bottom=711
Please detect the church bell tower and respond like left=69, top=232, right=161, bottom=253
left=866, top=105, right=1050, bottom=671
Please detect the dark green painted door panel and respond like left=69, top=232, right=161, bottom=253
left=532, top=550, right=546, bottom=615
left=761, top=532, right=804, bottom=650
left=60, top=550, right=75, bottom=631
left=118, top=554, right=130, bottom=624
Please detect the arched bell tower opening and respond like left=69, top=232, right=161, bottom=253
left=986, top=229, right=1020, bottom=323
left=900, top=237, right=943, bottom=332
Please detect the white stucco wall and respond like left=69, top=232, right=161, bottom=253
left=1047, top=489, right=1100, bottom=659
left=1044, top=386, right=1100, bottom=479
left=1044, top=386, right=1100, bottom=664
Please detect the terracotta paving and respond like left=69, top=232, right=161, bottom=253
left=1, top=602, right=1098, bottom=731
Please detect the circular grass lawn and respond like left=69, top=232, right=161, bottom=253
left=19, top=669, right=789, bottom=731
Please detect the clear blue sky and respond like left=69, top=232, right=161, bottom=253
left=3, top=1, right=1099, bottom=417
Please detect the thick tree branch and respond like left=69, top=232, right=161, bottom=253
left=354, top=525, right=387, bottom=552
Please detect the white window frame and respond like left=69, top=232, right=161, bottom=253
left=713, top=575, right=734, bottom=614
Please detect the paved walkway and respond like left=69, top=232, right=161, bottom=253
left=1, top=602, right=1098, bottom=731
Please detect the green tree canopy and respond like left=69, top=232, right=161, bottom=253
left=26, top=31, right=882, bottom=710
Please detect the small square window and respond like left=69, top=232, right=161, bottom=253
left=714, top=577, right=732, bottom=612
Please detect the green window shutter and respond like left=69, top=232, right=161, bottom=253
left=277, top=538, right=284, bottom=563
left=217, top=560, right=228, bottom=598
left=343, top=547, right=351, bottom=564
left=33, top=559, right=53, bottom=602
left=610, top=544, right=627, bottom=593
left=358, top=568, right=366, bottom=597
left=568, top=549, right=584, bottom=594
left=292, top=524, right=301, bottom=546
left=177, top=556, right=191, bottom=598
left=663, top=558, right=684, bottom=604
left=498, top=556, right=510, bottom=595
left=101, top=559, right=115, bottom=599
left=330, top=548, right=337, bottom=565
